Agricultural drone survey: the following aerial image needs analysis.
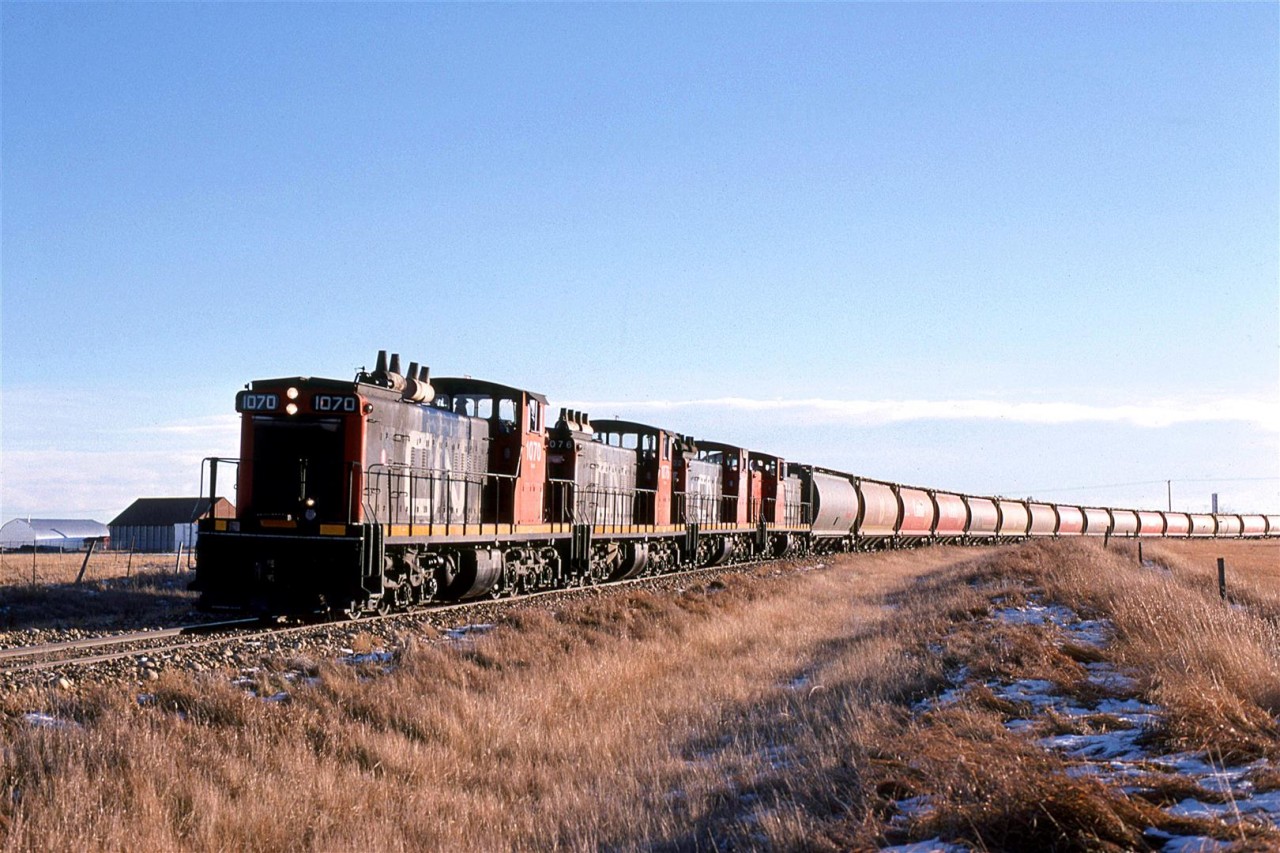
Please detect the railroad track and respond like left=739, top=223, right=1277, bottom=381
left=0, top=619, right=263, bottom=675
left=0, top=556, right=802, bottom=678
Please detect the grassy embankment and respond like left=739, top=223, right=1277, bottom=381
left=0, top=538, right=1275, bottom=850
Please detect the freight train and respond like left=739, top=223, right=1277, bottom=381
left=193, top=352, right=1280, bottom=616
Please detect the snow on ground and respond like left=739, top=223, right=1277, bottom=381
left=905, top=595, right=1280, bottom=851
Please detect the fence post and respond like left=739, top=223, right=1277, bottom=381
left=74, top=539, right=98, bottom=585
left=127, top=539, right=135, bottom=579
left=174, top=543, right=184, bottom=575
left=1137, top=541, right=1143, bottom=565
left=31, top=548, right=37, bottom=587
left=1218, top=557, right=1227, bottom=601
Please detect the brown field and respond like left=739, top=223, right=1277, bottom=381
left=0, top=550, right=188, bottom=587
left=0, top=551, right=197, bottom=634
left=0, top=539, right=1276, bottom=850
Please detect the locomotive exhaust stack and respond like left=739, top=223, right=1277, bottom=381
left=402, top=361, right=433, bottom=403
left=369, top=349, right=406, bottom=392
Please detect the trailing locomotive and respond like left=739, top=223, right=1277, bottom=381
left=193, top=352, right=1280, bottom=616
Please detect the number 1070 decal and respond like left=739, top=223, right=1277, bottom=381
left=314, top=395, right=359, bottom=412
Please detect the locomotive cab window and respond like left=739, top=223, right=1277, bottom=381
left=441, top=394, right=494, bottom=419
left=528, top=398, right=540, bottom=432
left=498, top=398, right=517, bottom=433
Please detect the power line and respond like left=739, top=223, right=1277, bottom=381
left=1022, top=477, right=1280, bottom=495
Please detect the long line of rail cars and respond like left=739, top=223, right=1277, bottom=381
left=194, top=352, right=1280, bottom=616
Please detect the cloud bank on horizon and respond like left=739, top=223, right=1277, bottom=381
left=562, top=395, right=1280, bottom=431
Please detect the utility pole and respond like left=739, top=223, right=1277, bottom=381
left=1167, top=480, right=1172, bottom=512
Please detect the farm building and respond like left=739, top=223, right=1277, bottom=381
left=109, top=497, right=234, bottom=553
left=0, top=518, right=110, bottom=551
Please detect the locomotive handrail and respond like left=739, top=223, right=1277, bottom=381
left=199, top=457, right=239, bottom=518
left=363, top=463, right=517, bottom=536
left=546, top=479, right=658, bottom=527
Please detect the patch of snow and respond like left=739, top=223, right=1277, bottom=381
left=886, top=795, right=934, bottom=832
left=23, top=712, right=77, bottom=730
left=1039, top=729, right=1149, bottom=762
left=915, top=591, right=1280, bottom=840
left=880, top=839, right=968, bottom=853
left=1168, top=789, right=1280, bottom=822
left=1144, top=828, right=1230, bottom=852
left=1083, top=662, right=1138, bottom=693
left=1066, top=618, right=1112, bottom=647
left=759, top=743, right=795, bottom=771
left=445, top=623, right=495, bottom=641
left=783, top=673, right=811, bottom=691
left=342, top=650, right=395, bottom=666
left=994, top=602, right=1079, bottom=628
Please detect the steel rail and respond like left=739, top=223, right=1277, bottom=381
left=0, top=619, right=261, bottom=662
left=0, top=556, right=774, bottom=677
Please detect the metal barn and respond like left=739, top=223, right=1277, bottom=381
left=0, top=518, right=110, bottom=551
left=109, top=497, right=234, bottom=553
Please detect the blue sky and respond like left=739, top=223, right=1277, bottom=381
left=2, top=3, right=1277, bottom=519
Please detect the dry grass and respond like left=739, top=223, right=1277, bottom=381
left=0, top=552, right=197, bottom=633
left=0, top=539, right=1277, bottom=850
left=0, top=550, right=186, bottom=587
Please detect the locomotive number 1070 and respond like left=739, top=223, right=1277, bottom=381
left=313, top=394, right=359, bottom=413
left=238, top=392, right=279, bottom=412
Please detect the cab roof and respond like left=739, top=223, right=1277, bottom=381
left=431, top=377, right=548, bottom=405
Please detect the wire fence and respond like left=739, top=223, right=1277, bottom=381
left=0, top=548, right=195, bottom=587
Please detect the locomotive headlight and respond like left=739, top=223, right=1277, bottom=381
left=305, top=498, right=315, bottom=507
left=285, top=402, right=299, bottom=415
left=286, top=387, right=299, bottom=400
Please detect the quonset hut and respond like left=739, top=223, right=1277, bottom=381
left=0, top=518, right=110, bottom=551
left=109, top=497, right=234, bottom=553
